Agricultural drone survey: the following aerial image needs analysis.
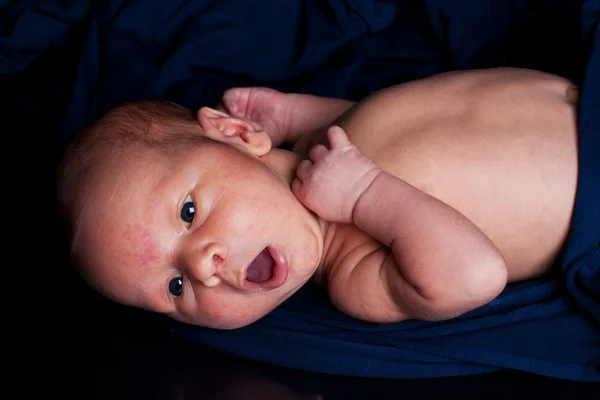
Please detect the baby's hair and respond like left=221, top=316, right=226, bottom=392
left=56, top=100, right=202, bottom=247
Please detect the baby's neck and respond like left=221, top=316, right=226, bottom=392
left=261, top=147, right=302, bottom=187
left=262, top=148, right=333, bottom=284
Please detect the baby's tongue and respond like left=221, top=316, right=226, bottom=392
left=246, top=248, right=274, bottom=283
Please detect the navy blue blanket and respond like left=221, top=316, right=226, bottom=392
left=3, top=0, right=598, bottom=381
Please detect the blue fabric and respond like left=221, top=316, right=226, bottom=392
left=3, top=0, right=598, bottom=381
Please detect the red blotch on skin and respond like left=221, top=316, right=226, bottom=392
left=122, top=225, right=132, bottom=240
left=120, top=223, right=160, bottom=270
left=140, top=227, right=160, bottom=268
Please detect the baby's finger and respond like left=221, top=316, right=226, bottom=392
left=291, top=178, right=304, bottom=200
left=327, top=125, right=350, bottom=149
left=309, top=144, right=328, bottom=162
left=295, top=159, right=313, bottom=181
left=221, top=88, right=241, bottom=116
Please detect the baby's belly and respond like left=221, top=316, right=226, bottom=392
left=337, top=68, right=579, bottom=280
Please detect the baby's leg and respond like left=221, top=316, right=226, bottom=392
left=220, top=87, right=355, bottom=149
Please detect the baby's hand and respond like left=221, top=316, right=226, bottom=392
left=292, top=126, right=382, bottom=223
left=217, top=87, right=291, bottom=147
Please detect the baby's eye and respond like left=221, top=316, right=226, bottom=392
left=180, top=194, right=195, bottom=226
left=169, top=274, right=184, bottom=297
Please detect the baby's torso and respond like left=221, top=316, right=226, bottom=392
left=323, top=68, right=578, bottom=283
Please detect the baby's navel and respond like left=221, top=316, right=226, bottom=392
left=566, top=86, right=579, bottom=105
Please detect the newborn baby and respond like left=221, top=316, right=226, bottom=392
left=56, top=68, right=579, bottom=329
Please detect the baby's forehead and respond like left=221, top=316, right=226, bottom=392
left=92, top=135, right=255, bottom=205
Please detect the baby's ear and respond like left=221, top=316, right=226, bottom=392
left=197, top=107, right=271, bottom=156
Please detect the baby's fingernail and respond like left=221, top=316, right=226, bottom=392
left=566, top=86, right=579, bottom=104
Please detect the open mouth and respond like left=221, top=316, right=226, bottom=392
left=245, top=246, right=288, bottom=289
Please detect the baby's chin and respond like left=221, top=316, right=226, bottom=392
left=175, top=284, right=312, bottom=330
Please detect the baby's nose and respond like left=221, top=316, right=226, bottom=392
left=186, top=242, right=227, bottom=287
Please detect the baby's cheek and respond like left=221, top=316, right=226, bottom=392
left=201, top=293, right=266, bottom=328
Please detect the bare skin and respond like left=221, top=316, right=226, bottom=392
left=75, top=68, right=578, bottom=328
left=220, top=68, right=579, bottom=321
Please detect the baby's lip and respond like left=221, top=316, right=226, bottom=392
left=242, top=246, right=288, bottom=291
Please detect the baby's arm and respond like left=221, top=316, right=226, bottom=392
left=294, top=127, right=507, bottom=322
left=219, top=87, right=355, bottom=149
left=285, top=93, right=356, bottom=152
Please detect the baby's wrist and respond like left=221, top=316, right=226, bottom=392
left=350, top=168, right=384, bottom=224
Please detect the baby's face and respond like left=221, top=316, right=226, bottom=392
left=76, top=136, right=325, bottom=329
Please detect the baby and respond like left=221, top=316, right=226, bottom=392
left=56, top=68, right=579, bottom=329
